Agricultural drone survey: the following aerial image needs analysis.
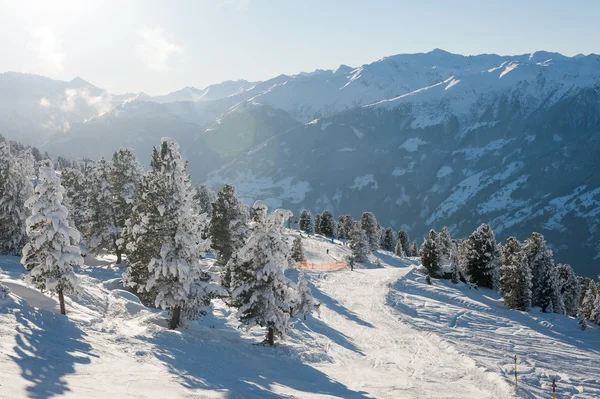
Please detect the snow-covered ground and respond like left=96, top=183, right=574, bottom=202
left=0, top=233, right=598, bottom=398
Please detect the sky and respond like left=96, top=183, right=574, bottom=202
left=1, top=0, right=598, bottom=96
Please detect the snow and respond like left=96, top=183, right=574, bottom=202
left=398, top=138, right=428, bottom=152
left=392, top=162, right=416, bottom=177
left=436, top=166, right=453, bottom=178
left=337, top=147, right=355, bottom=152
left=499, top=62, right=519, bottom=78
left=348, top=174, right=378, bottom=191
left=350, top=126, right=364, bottom=138
left=1, top=233, right=599, bottom=398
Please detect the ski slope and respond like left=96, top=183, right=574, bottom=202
left=0, top=233, right=598, bottom=398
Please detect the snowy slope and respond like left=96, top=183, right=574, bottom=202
left=1, top=233, right=598, bottom=398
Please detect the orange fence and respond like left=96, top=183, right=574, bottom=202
left=296, top=261, right=347, bottom=271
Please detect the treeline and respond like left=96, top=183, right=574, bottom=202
left=297, top=209, right=418, bottom=263
left=419, top=224, right=600, bottom=329
left=0, top=137, right=315, bottom=345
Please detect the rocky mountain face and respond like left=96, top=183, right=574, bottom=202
left=1, top=50, right=599, bottom=276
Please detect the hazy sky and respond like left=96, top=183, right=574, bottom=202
left=1, top=0, right=598, bottom=95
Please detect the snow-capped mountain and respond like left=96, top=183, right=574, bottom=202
left=2, top=49, right=600, bottom=276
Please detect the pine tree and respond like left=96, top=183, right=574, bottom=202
left=21, top=160, right=83, bottom=315
left=295, top=270, right=316, bottom=320
left=381, top=227, right=396, bottom=251
left=122, top=139, right=222, bottom=328
left=109, top=149, right=143, bottom=263
left=524, top=232, right=556, bottom=309
left=319, top=210, right=336, bottom=238
left=395, top=238, right=406, bottom=257
left=556, top=263, right=579, bottom=317
left=411, top=240, right=418, bottom=257
left=580, top=280, right=598, bottom=321
left=314, top=212, right=322, bottom=235
left=349, top=222, right=369, bottom=263
left=194, top=184, right=216, bottom=216
left=0, top=280, right=9, bottom=300
left=84, top=158, right=115, bottom=259
left=337, top=214, right=353, bottom=240
left=299, top=210, right=314, bottom=234
left=230, top=205, right=297, bottom=345
left=438, top=226, right=453, bottom=262
left=60, top=166, right=87, bottom=230
left=463, top=224, right=499, bottom=289
left=396, top=230, right=411, bottom=257
left=360, top=211, right=380, bottom=251
left=500, top=237, right=532, bottom=311
left=420, top=230, right=441, bottom=277
left=291, top=237, right=306, bottom=262
left=209, top=183, right=247, bottom=272
left=592, top=291, right=600, bottom=325
left=0, top=143, right=34, bottom=255
left=578, top=312, right=588, bottom=330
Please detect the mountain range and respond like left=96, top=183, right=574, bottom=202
left=1, top=48, right=600, bottom=277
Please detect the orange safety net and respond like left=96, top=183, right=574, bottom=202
left=296, top=261, right=347, bottom=271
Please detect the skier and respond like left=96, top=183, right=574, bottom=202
left=326, top=249, right=329, bottom=255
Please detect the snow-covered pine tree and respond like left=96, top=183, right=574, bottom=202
left=60, top=166, right=87, bottom=230
left=209, top=183, right=247, bottom=273
left=438, top=226, right=453, bottom=262
left=397, top=230, right=411, bottom=257
left=336, top=214, right=353, bottom=240
left=420, top=230, right=441, bottom=277
left=450, top=255, right=460, bottom=284
left=319, top=210, right=336, bottom=238
left=349, top=222, right=369, bottom=263
left=394, top=238, right=406, bottom=257
left=299, top=210, right=314, bottom=234
left=230, top=204, right=298, bottom=345
left=411, top=240, right=418, bottom=257
left=556, top=263, right=579, bottom=317
left=464, top=224, right=499, bottom=289
left=524, top=232, right=554, bottom=308
left=0, top=280, right=9, bottom=300
left=360, top=211, right=380, bottom=251
left=295, top=269, right=316, bottom=320
left=0, top=143, right=34, bottom=255
left=578, top=312, right=588, bottom=330
left=109, top=149, right=143, bottom=263
left=500, top=237, right=532, bottom=311
left=579, top=280, right=598, bottom=322
left=314, top=212, right=322, bottom=235
left=124, top=138, right=221, bottom=329
left=84, top=157, right=115, bottom=258
left=194, top=184, right=216, bottom=216
left=291, top=236, right=306, bottom=262
left=381, top=227, right=396, bottom=251
left=591, top=291, right=600, bottom=325
left=21, top=160, right=83, bottom=315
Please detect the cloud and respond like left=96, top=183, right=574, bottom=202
left=29, top=26, right=64, bottom=72
left=136, top=27, right=183, bottom=71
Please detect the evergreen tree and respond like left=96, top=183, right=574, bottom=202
left=360, top=211, right=380, bottom=250
left=299, top=210, right=314, bottom=234
left=230, top=205, right=297, bottom=345
left=337, top=214, right=353, bottom=240
left=556, top=263, right=579, bottom=317
left=21, top=160, right=83, bottom=315
left=438, top=226, right=453, bottom=262
left=464, top=224, right=499, bottom=289
left=295, top=270, right=316, bottom=320
left=500, top=237, right=532, bottom=311
left=592, top=291, right=600, bottom=325
left=60, top=166, right=87, bottom=230
left=397, top=230, right=411, bottom=257
left=319, top=210, right=336, bottom=238
left=314, top=212, right=322, bottom=235
left=580, top=280, right=598, bottom=321
left=578, top=312, right=588, bottom=330
left=411, top=240, right=418, bottom=257
left=0, top=143, right=34, bottom=255
left=349, top=222, right=369, bottom=263
left=209, top=184, right=247, bottom=271
left=420, top=230, right=441, bottom=277
left=194, top=184, right=216, bottom=216
left=524, top=232, right=556, bottom=309
left=394, top=238, right=406, bottom=257
left=381, top=227, right=396, bottom=251
left=122, top=139, right=221, bottom=328
left=291, top=237, right=306, bottom=262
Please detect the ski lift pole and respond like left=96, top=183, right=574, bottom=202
left=552, top=379, right=556, bottom=399
left=514, top=355, right=518, bottom=389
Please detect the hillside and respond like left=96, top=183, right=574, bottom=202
left=1, top=232, right=597, bottom=398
